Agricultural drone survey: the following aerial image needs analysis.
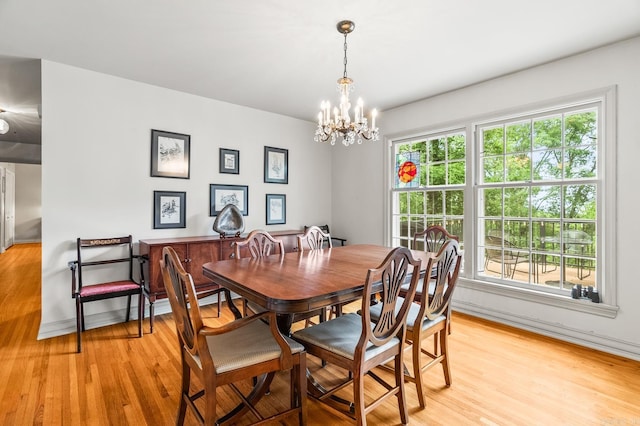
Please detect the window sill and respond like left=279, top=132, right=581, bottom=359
left=457, top=278, right=619, bottom=318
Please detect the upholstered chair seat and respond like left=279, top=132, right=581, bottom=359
left=198, top=320, right=305, bottom=374
left=293, top=313, right=401, bottom=361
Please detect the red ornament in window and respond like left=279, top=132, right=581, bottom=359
left=398, top=161, right=417, bottom=183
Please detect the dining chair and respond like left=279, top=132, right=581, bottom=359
left=234, top=229, right=285, bottom=317
left=68, top=235, right=147, bottom=353
left=372, top=240, right=462, bottom=408
left=295, top=226, right=336, bottom=333
left=292, top=246, right=422, bottom=425
left=303, top=224, right=347, bottom=247
left=160, top=246, right=307, bottom=425
left=401, top=225, right=459, bottom=334
left=402, top=225, right=459, bottom=297
left=297, top=225, right=332, bottom=251
left=298, top=225, right=351, bottom=323
left=412, top=224, right=459, bottom=253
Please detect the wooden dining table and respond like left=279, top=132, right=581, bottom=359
left=202, top=244, right=433, bottom=333
left=202, top=243, right=432, bottom=406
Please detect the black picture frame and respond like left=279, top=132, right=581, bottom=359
left=210, top=184, right=249, bottom=216
left=264, top=146, right=288, bottom=184
left=150, top=129, right=191, bottom=179
left=153, top=191, right=186, bottom=229
left=266, top=194, right=286, bottom=225
left=219, top=148, right=240, bottom=174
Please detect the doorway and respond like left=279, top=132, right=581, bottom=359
left=0, top=167, right=16, bottom=253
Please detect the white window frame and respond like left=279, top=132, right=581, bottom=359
left=385, top=87, right=618, bottom=318
left=389, top=128, right=466, bottom=251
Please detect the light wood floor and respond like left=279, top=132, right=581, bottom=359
left=1, top=243, right=639, bottom=425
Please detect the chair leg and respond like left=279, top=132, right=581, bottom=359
left=242, top=299, right=248, bottom=317
left=413, top=336, right=426, bottom=408
left=76, top=298, right=82, bottom=353
left=440, top=330, right=452, bottom=386
left=149, top=300, right=155, bottom=333
left=216, top=292, right=221, bottom=318
left=125, top=294, right=132, bottom=322
left=80, top=302, right=86, bottom=331
left=395, top=353, right=409, bottom=425
left=353, top=370, right=366, bottom=426
left=203, top=372, right=217, bottom=426
left=138, top=291, right=144, bottom=338
left=290, top=361, right=296, bottom=409
left=298, top=355, right=307, bottom=425
left=177, top=358, right=190, bottom=425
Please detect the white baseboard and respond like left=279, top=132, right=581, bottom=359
left=14, top=239, right=42, bottom=244
left=452, top=299, right=640, bottom=361
left=37, top=295, right=225, bottom=340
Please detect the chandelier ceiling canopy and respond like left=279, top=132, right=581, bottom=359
left=314, top=20, right=379, bottom=147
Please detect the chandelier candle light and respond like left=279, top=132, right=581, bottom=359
left=314, top=20, right=379, bottom=146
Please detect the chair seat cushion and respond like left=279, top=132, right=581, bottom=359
left=201, top=319, right=305, bottom=374
left=400, top=280, right=448, bottom=299
left=369, top=297, right=446, bottom=332
left=292, top=313, right=400, bottom=361
left=78, top=280, right=140, bottom=298
left=400, top=280, right=434, bottom=297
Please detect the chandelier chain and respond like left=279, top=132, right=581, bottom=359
left=343, top=33, right=348, bottom=79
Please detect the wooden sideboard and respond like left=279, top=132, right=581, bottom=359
left=139, top=230, right=301, bottom=303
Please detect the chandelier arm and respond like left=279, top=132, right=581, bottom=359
left=359, top=131, right=377, bottom=141
left=315, top=124, right=335, bottom=142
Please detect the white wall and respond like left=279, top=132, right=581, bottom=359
left=334, top=37, right=640, bottom=359
left=331, top=143, right=386, bottom=244
left=38, top=61, right=329, bottom=338
left=14, top=163, right=41, bottom=242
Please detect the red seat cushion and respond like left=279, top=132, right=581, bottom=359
left=79, top=280, right=140, bottom=297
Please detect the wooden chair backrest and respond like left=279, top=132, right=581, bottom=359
left=358, top=247, right=422, bottom=359
left=413, top=225, right=458, bottom=253
left=76, top=235, right=134, bottom=289
left=234, top=229, right=285, bottom=259
left=305, top=224, right=331, bottom=234
left=161, top=246, right=204, bottom=359
left=297, top=225, right=332, bottom=252
left=419, top=240, right=462, bottom=321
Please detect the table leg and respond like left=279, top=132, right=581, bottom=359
left=216, top=372, right=275, bottom=424
left=223, top=288, right=243, bottom=319
left=276, top=313, right=294, bottom=336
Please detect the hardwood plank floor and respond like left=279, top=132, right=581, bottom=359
left=1, top=243, right=639, bottom=425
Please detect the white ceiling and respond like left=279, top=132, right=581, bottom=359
left=1, top=0, right=639, bottom=154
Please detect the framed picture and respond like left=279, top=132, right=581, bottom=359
left=210, top=184, right=248, bottom=216
left=153, top=191, right=186, bottom=229
left=150, top=129, right=190, bottom=179
left=266, top=194, right=286, bottom=225
left=219, top=148, right=239, bottom=174
left=264, top=146, right=288, bottom=184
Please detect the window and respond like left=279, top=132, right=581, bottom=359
left=477, top=106, right=598, bottom=295
left=388, top=88, right=616, bottom=309
left=391, top=130, right=466, bottom=251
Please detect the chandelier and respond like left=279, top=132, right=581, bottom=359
left=0, top=109, right=8, bottom=135
left=314, top=20, right=379, bottom=147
